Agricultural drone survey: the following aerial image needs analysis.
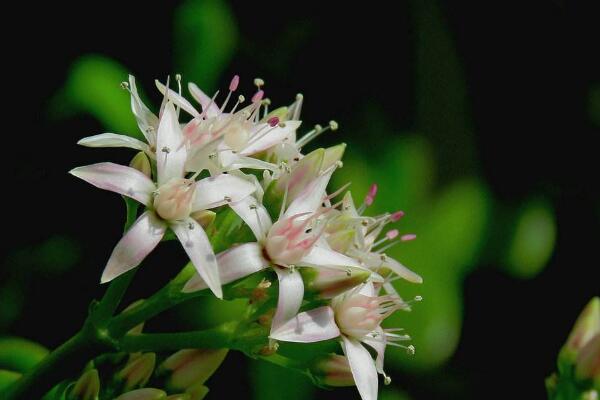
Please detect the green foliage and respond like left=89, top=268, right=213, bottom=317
left=173, top=0, right=238, bottom=93
left=250, top=359, right=314, bottom=400
left=50, top=55, right=141, bottom=139
left=0, top=337, right=49, bottom=373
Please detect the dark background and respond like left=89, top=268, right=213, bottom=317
left=2, top=1, right=599, bottom=399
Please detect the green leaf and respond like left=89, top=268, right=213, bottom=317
left=0, top=337, right=49, bottom=373
left=173, top=0, right=238, bottom=92
left=505, top=198, right=556, bottom=279
left=50, top=54, right=141, bottom=139
left=0, top=369, right=21, bottom=393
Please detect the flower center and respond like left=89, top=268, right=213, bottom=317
left=333, top=293, right=402, bottom=340
left=153, top=178, right=196, bottom=221
left=264, top=213, right=321, bottom=266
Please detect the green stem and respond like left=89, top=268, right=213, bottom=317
left=92, top=270, right=136, bottom=326
left=258, top=354, right=314, bottom=381
left=119, top=322, right=239, bottom=352
left=3, top=329, right=111, bottom=400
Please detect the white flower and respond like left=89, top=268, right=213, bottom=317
left=70, top=102, right=256, bottom=298
left=183, top=165, right=374, bottom=335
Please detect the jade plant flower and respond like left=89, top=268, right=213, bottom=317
left=270, top=282, right=417, bottom=400
left=183, top=165, right=375, bottom=335
left=70, top=102, right=255, bottom=298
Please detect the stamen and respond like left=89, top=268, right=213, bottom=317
left=401, top=234, right=417, bottom=242
left=295, top=120, right=338, bottom=148
left=230, top=94, right=245, bottom=114
left=262, top=98, right=271, bottom=117
left=365, top=183, right=378, bottom=206
left=268, top=116, right=280, bottom=127
left=120, top=81, right=130, bottom=91
left=254, top=77, right=265, bottom=88
left=371, top=229, right=399, bottom=248
left=198, top=90, right=220, bottom=120
left=221, top=75, right=240, bottom=112
left=290, top=93, right=303, bottom=120
left=390, top=210, right=405, bottom=222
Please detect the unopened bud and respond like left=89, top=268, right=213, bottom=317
left=302, top=267, right=370, bottom=299
left=312, top=354, right=354, bottom=387
left=70, top=369, right=100, bottom=400
left=114, top=388, right=166, bottom=400
left=560, top=297, right=600, bottom=366
left=275, top=148, right=324, bottom=201
left=118, top=353, right=156, bottom=391
left=161, top=349, right=228, bottom=391
left=165, top=395, right=191, bottom=400
left=576, top=334, right=600, bottom=384
left=190, top=210, right=216, bottom=229
left=322, top=143, right=346, bottom=171
left=129, top=152, right=152, bottom=178
left=185, top=382, right=209, bottom=400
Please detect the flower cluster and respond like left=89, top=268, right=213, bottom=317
left=71, top=74, right=423, bottom=400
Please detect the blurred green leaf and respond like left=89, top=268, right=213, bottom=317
left=50, top=54, right=141, bottom=138
left=8, top=235, right=81, bottom=275
left=588, top=83, right=600, bottom=127
left=380, top=388, right=412, bottom=400
left=0, top=337, right=49, bottom=373
left=505, top=198, right=556, bottom=279
left=387, top=179, right=491, bottom=369
left=250, top=359, right=313, bottom=400
left=174, top=0, right=237, bottom=92
left=0, top=369, right=21, bottom=393
left=0, top=283, right=24, bottom=330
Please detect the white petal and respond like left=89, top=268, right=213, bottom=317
left=270, top=306, right=340, bottom=343
left=362, top=327, right=386, bottom=374
left=241, top=121, right=302, bottom=156
left=188, top=82, right=220, bottom=118
left=229, top=196, right=273, bottom=241
left=192, top=174, right=256, bottom=211
left=182, top=243, right=269, bottom=292
left=172, top=218, right=222, bottom=299
left=342, top=336, right=378, bottom=400
left=358, top=281, right=377, bottom=297
left=69, top=162, right=155, bottom=205
left=77, top=133, right=153, bottom=155
left=283, top=167, right=335, bottom=218
left=384, top=256, right=423, bottom=284
left=220, top=151, right=278, bottom=171
left=129, top=75, right=159, bottom=146
left=271, top=267, right=304, bottom=335
left=156, top=102, right=187, bottom=185
left=101, top=211, right=166, bottom=283
left=155, top=79, right=200, bottom=118
left=300, top=246, right=364, bottom=270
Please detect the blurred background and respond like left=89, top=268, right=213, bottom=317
left=1, top=1, right=598, bottom=398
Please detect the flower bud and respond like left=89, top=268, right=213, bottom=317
left=118, top=353, right=156, bottom=391
left=302, top=267, right=370, bottom=299
left=189, top=210, right=216, bottom=229
left=70, top=368, right=100, bottom=400
left=322, top=143, right=346, bottom=171
left=275, top=148, right=324, bottom=201
left=312, top=354, right=354, bottom=387
left=129, top=152, right=152, bottom=178
left=153, top=178, right=196, bottom=221
left=165, top=395, right=191, bottom=400
left=560, top=297, right=600, bottom=366
left=576, top=334, right=600, bottom=386
left=185, top=382, right=209, bottom=400
left=114, top=388, right=166, bottom=400
left=161, top=349, right=228, bottom=391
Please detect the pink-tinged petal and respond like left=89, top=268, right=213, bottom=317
left=271, top=267, right=304, bottom=335
left=78, top=133, right=153, bottom=156
left=362, top=327, right=386, bottom=374
left=241, top=121, right=302, bottom=156
left=342, top=336, right=378, bottom=400
left=156, top=102, right=187, bottom=185
left=69, top=162, right=155, bottom=205
left=270, top=306, right=340, bottom=343
left=349, top=250, right=422, bottom=284
left=183, top=243, right=269, bottom=292
left=129, top=75, right=159, bottom=146
left=101, top=211, right=166, bottom=283
left=188, top=82, right=221, bottom=118
left=192, top=174, right=256, bottom=211
left=229, top=196, right=273, bottom=241
left=155, top=80, right=200, bottom=118
left=284, top=167, right=335, bottom=218
left=172, top=218, right=222, bottom=299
